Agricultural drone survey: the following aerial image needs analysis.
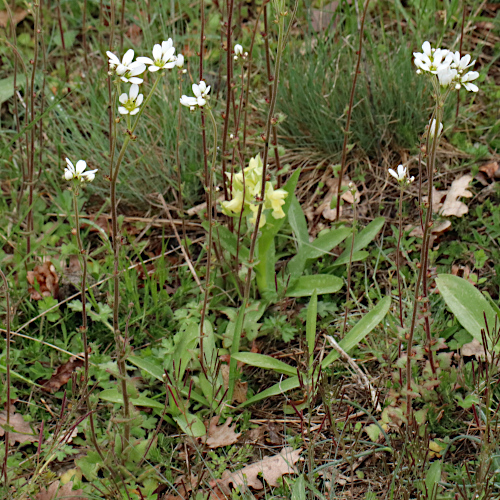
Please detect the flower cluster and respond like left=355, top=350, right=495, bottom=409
left=106, top=39, right=184, bottom=116
left=221, top=154, right=288, bottom=228
left=413, top=41, right=479, bottom=92
left=64, top=158, right=98, bottom=182
left=388, top=164, right=414, bottom=185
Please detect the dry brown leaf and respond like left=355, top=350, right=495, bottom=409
left=423, top=186, right=447, bottom=213
left=0, top=7, right=28, bottom=28
left=220, top=364, right=247, bottom=403
left=0, top=411, right=38, bottom=445
left=203, top=416, right=241, bottom=449
left=408, top=220, right=451, bottom=238
left=461, top=338, right=491, bottom=361
left=479, top=161, right=500, bottom=179
left=39, top=355, right=84, bottom=393
left=35, top=481, right=86, bottom=500
left=27, top=261, right=59, bottom=300
left=219, top=447, right=301, bottom=492
left=440, top=174, right=473, bottom=217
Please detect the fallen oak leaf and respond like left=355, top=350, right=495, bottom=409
left=0, top=410, right=38, bottom=445
left=39, top=354, right=84, bottom=393
left=219, top=447, right=301, bottom=493
left=440, top=174, right=473, bottom=217
left=0, top=7, right=28, bottom=28
left=35, top=480, right=87, bottom=500
left=202, top=416, right=241, bottom=449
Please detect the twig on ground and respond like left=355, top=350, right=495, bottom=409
left=325, top=335, right=381, bottom=412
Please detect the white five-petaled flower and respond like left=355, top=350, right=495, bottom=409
left=106, top=49, right=146, bottom=84
left=180, top=80, right=211, bottom=110
left=137, top=39, right=178, bottom=72
left=64, top=158, right=98, bottom=182
left=118, top=84, right=144, bottom=115
left=234, top=44, right=243, bottom=56
left=388, top=164, right=414, bottom=184
left=429, top=119, right=443, bottom=138
left=176, top=54, right=184, bottom=68
left=413, top=41, right=451, bottom=74
left=437, top=66, right=457, bottom=87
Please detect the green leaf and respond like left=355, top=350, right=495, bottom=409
left=306, top=291, right=318, bottom=364
left=424, top=461, right=442, bottom=496
left=231, top=352, right=297, bottom=376
left=334, top=217, right=385, bottom=266
left=239, top=376, right=300, bottom=407
left=128, top=356, right=164, bottom=382
left=304, top=227, right=351, bottom=260
left=436, top=274, right=498, bottom=348
left=286, top=275, right=343, bottom=297
left=322, top=296, right=391, bottom=368
left=288, top=195, right=309, bottom=249
left=291, top=474, right=307, bottom=500
left=0, top=75, right=26, bottom=105
left=174, top=413, right=206, bottom=437
left=99, top=388, right=164, bottom=409
left=76, top=451, right=102, bottom=481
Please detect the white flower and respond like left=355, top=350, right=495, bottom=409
left=118, top=84, right=144, bottom=115
left=456, top=70, right=479, bottom=92
left=106, top=49, right=146, bottom=84
left=429, top=118, right=443, bottom=138
left=64, top=158, right=98, bottom=182
left=388, top=164, right=414, bottom=184
left=180, top=80, right=211, bottom=109
left=450, top=52, right=475, bottom=72
left=413, top=41, right=451, bottom=74
left=175, top=54, right=184, bottom=68
left=437, top=66, right=457, bottom=87
left=234, top=44, right=243, bottom=56
left=137, top=39, right=177, bottom=72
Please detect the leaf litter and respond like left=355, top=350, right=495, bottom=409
left=0, top=409, right=38, bottom=445
left=202, top=416, right=241, bottom=448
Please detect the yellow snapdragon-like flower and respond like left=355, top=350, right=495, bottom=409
left=265, top=183, right=287, bottom=219
left=221, top=154, right=288, bottom=227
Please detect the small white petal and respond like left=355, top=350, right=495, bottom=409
left=135, top=94, right=144, bottom=106
left=75, top=160, right=87, bottom=174
left=122, top=49, right=135, bottom=66
left=118, top=106, right=129, bottom=115
left=129, top=84, right=140, bottom=99
left=136, top=57, right=154, bottom=65
left=119, top=93, right=128, bottom=104
left=152, top=44, right=162, bottom=60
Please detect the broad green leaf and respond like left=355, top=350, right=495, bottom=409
left=174, top=413, right=206, bottom=437
left=322, top=296, right=391, bottom=368
left=436, top=274, right=498, bottom=348
left=334, top=217, right=385, bottom=266
left=424, top=461, right=442, bottom=496
left=288, top=195, right=309, bottom=249
left=231, top=352, right=297, bottom=376
left=172, top=321, right=199, bottom=380
left=304, top=227, right=351, bottom=260
left=239, top=376, right=300, bottom=407
left=306, top=291, right=318, bottom=364
left=286, top=275, right=343, bottom=297
left=228, top=302, right=247, bottom=401
left=255, top=237, right=276, bottom=294
left=288, top=226, right=351, bottom=278
left=76, top=451, right=102, bottom=481
left=99, top=388, right=164, bottom=409
left=129, top=355, right=164, bottom=381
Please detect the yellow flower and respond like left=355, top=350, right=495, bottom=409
left=248, top=203, right=266, bottom=228
left=221, top=190, right=244, bottom=214
left=265, top=183, right=288, bottom=219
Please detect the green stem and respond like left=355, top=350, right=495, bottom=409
left=71, top=187, right=105, bottom=464
left=199, top=107, right=218, bottom=368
